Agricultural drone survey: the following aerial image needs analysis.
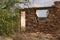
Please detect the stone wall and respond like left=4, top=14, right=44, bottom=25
left=25, top=9, right=48, bottom=33
left=25, top=9, right=38, bottom=32
left=39, top=2, right=60, bottom=34
left=23, top=1, right=60, bottom=34
left=39, top=8, right=58, bottom=34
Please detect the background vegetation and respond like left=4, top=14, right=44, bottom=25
left=0, top=0, right=30, bottom=36
left=0, top=0, right=21, bottom=36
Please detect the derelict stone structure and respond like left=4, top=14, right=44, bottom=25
left=20, top=1, right=60, bottom=34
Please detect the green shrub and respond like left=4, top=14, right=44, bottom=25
left=0, top=9, right=20, bottom=36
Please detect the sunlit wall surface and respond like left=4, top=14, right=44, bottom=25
left=21, top=11, right=26, bottom=31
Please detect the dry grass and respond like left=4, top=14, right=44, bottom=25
left=0, top=32, right=60, bottom=40
left=13, top=32, right=60, bottom=40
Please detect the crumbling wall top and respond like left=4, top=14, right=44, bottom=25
left=54, top=1, right=60, bottom=8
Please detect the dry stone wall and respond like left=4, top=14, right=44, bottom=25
left=39, top=3, right=60, bottom=34
left=39, top=8, right=59, bottom=34
left=25, top=9, right=38, bottom=32
left=25, top=1, right=60, bottom=34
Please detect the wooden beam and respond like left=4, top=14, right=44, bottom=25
left=20, top=6, right=55, bottom=11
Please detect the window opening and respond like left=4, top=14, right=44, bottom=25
left=36, top=10, right=49, bottom=20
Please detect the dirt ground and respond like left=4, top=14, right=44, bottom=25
left=13, top=32, right=60, bottom=40
left=0, top=32, right=60, bottom=40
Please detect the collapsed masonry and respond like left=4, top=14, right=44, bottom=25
left=20, top=1, right=60, bottom=34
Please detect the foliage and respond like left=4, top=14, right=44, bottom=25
left=0, top=0, right=30, bottom=9
left=0, top=0, right=21, bottom=36
left=0, top=0, right=30, bottom=36
left=0, top=8, right=20, bottom=36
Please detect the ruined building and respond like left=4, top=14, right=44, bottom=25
left=20, top=1, right=60, bottom=34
